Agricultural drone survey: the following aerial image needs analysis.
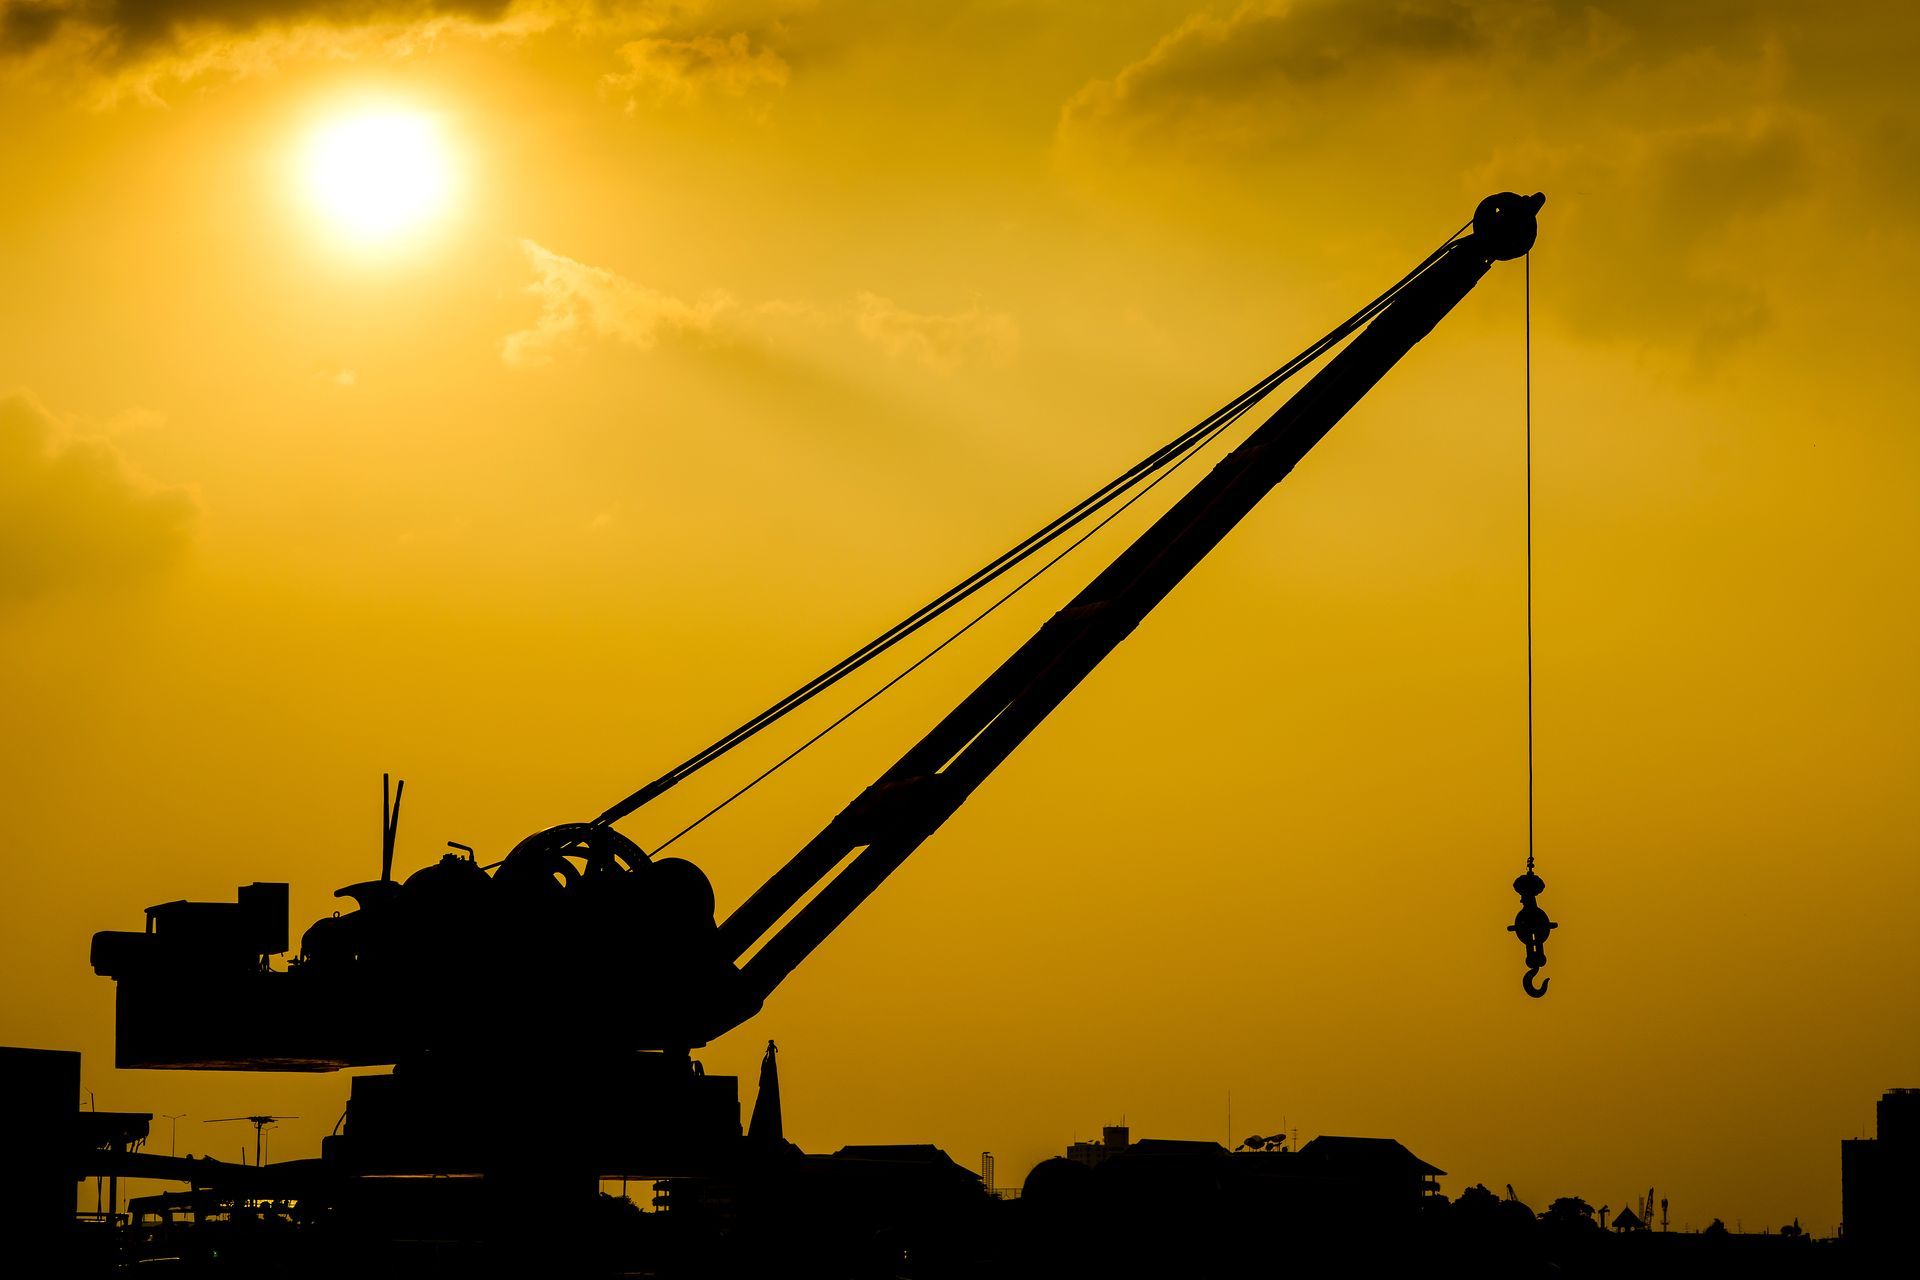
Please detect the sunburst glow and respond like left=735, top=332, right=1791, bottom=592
left=302, top=109, right=453, bottom=244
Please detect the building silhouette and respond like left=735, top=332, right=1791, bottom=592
left=1054, top=1125, right=1443, bottom=1203
left=1842, top=1087, right=1920, bottom=1249
left=1064, top=1124, right=1132, bottom=1168
left=0, top=1048, right=83, bottom=1257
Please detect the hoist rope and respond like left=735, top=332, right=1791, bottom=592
left=651, top=425, right=1218, bottom=854
left=1524, top=251, right=1535, bottom=873
left=596, top=220, right=1477, bottom=834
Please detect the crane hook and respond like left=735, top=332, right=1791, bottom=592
left=1509, top=866, right=1557, bottom=1000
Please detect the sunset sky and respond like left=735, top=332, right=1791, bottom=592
left=3, top=1, right=1917, bottom=1234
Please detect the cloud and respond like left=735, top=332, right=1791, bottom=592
left=5, top=1, right=808, bottom=104
left=503, top=242, right=1019, bottom=374
left=604, top=30, right=787, bottom=107
left=1061, top=0, right=1483, bottom=149
left=0, top=0, right=521, bottom=59
left=1060, top=1, right=1831, bottom=149
left=0, top=0, right=561, bottom=101
left=4, top=0, right=513, bottom=52
left=852, top=292, right=1019, bottom=374
left=1562, top=114, right=1813, bottom=357
left=502, top=238, right=736, bottom=368
left=0, top=392, right=196, bottom=607
left=1057, top=1, right=1865, bottom=362
left=2, top=1, right=67, bottom=51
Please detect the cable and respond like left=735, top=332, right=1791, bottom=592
left=650, top=396, right=1228, bottom=853
left=604, top=231, right=1469, bottom=830
left=1524, top=250, right=1535, bottom=873
left=595, top=221, right=1476, bottom=831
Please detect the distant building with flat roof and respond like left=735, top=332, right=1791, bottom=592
left=1065, top=1124, right=1132, bottom=1168
left=1843, top=1087, right=1920, bottom=1248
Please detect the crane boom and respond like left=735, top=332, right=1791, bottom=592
left=723, top=192, right=1544, bottom=999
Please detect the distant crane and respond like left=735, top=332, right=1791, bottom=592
left=204, top=1115, right=298, bottom=1167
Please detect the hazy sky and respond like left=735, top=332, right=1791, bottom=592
left=3, top=0, right=1916, bottom=1233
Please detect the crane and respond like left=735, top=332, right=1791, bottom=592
left=91, top=193, right=1544, bottom=1176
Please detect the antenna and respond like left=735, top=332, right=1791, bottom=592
left=381, top=774, right=404, bottom=882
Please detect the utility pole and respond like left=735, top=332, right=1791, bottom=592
left=85, top=1089, right=100, bottom=1216
left=205, top=1116, right=297, bottom=1169
left=162, top=1113, right=185, bottom=1158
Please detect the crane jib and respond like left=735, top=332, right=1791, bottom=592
left=721, top=193, right=1545, bottom=1001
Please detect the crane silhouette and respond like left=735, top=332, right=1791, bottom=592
left=88, top=193, right=1550, bottom=1184
left=204, top=1115, right=298, bottom=1167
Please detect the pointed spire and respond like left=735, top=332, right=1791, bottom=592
left=748, top=1039, right=783, bottom=1145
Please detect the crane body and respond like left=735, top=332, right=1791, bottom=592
left=89, top=194, right=1543, bottom=1177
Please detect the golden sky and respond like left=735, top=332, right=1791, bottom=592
left=3, top=0, right=1917, bottom=1233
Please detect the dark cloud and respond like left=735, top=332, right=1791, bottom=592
left=0, top=0, right=580, bottom=101
left=1, top=1, right=66, bottom=50
left=1060, top=1, right=1883, bottom=361
left=4, top=0, right=510, bottom=53
left=0, top=0, right=793, bottom=100
left=0, top=393, right=196, bottom=607
left=1557, top=117, right=1814, bottom=359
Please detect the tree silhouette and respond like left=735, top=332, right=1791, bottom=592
left=1454, top=1184, right=1501, bottom=1216
left=1542, top=1197, right=1599, bottom=1230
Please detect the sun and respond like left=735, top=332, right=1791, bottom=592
left=301, top=108, right=455, bottom=245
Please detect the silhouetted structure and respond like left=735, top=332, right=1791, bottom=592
left=0, top=1047, right=81, bottom=1257
left=1842, top=1087, right=1920, bottom=1252
left=71, top=196, right=1547, bottom=1273
left=1295, top=1134, right=1446, bottom=1200
left=0, top=1046, right=154, bottom=1241
left=1064, top=1123, right=1132, bottom=1168
left=653, top=1141, right=987, bottom=1275
left=77, top=1108, right=151, bottom=1229
left=1015, top=1126, right=1448, bottom=1275
left=1058, top=1127, right=1443, bottom=1202
left=747, top=1040, right=784, bottom=1146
